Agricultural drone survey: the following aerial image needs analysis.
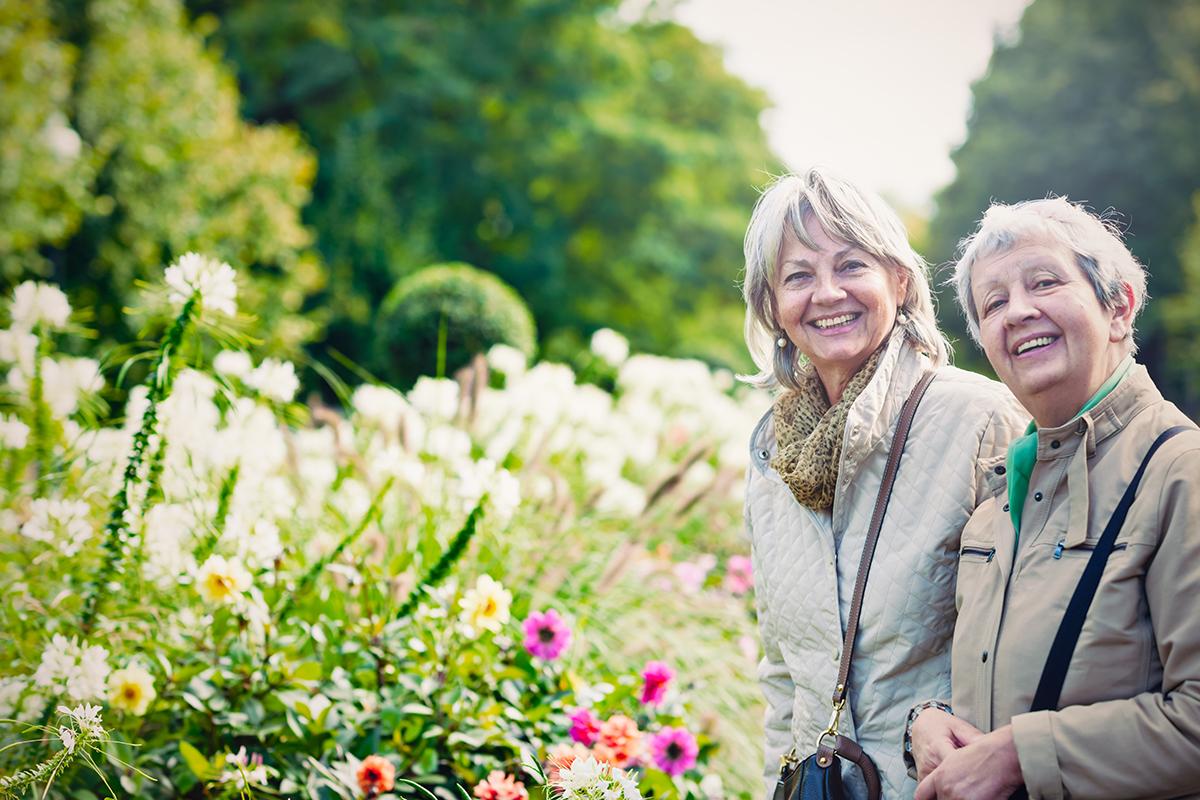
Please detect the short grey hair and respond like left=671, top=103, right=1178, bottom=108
left=740, top=168, right=949, bottom=391
left=952, top=197, right=1148, bottom=351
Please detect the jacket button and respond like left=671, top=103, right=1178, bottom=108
left=757, top=449, right=769, bottom=461
left=994, top=465, right=1006, bottom=475
left=1050, top=440, right=1061, bottom=449
left=1034, top=491, right=1044, bottom=502
left=1002, top=503, right=1009, bottom=512
left=981, top=650, right=989, bottom=663
left=833, top=650, right=840, bottom=662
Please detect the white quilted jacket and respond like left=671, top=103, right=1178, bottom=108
left=746, top=335, right=1027, bottom=799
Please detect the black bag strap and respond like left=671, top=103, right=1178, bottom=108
left=1030, top=424, right=1191, bottom=712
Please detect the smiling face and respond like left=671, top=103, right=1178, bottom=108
left=971, top=239, right=1133, bottom=426
left=774, top=216, right=907, bottom=402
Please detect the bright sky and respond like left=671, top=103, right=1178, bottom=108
left=673, top=0, right=1032, bottom=210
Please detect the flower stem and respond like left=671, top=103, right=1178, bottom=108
left=80, top=295, right=197, bottom=633
left=276, top=477, right=395, bottom=620
left=394, top=499, right=486, bottom=621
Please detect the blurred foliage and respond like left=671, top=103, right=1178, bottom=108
left=0, top=0, right=322, bottom=354
left=928, top=0, right=1200, bottom=412
left=185, top=0, right=780, bottom=373
left=374, top=263, right=536, bottom=388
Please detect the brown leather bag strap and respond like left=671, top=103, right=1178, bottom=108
left=831, top=370, right=935, bottom=706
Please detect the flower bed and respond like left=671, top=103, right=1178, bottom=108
left=0, top=257, right=768, bottom=799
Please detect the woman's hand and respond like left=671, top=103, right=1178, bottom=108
left=909, top=708, right=983, bottom=781
left=913, top=724, right=1024, bottom=800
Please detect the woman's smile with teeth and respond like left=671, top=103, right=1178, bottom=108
left=1014, top=335, right=1056, bottom=355
left=811, top=313, right=859, bottom=329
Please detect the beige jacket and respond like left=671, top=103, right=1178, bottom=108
left=746, top=334, right=1027, bottom=798
left=952, top=365, right=1200, bottom=799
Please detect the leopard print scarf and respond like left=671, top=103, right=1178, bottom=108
left=770, top=346, right=886, bottom=511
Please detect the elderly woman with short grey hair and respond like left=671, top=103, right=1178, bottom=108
left=909, top=197, right=1200, bottom=799
left=741, top=168, right=1026, bottom=799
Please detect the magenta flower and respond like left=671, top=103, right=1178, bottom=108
left=724, top=554, right=753, bottom=595
left=640, top=660, right=675, bottom=706
left=649, top=727, right=699, bottom=776
left=568, top=707, right=601, bottom=746
left=522, top=609, right=572, bottom=660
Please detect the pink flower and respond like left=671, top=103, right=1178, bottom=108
left=723, top=555, right=753, bottom=595
left=473, top=771, right=528, bottom=800
left=546, top=742, right=591, bottom=781
left=522, top=609, right=572, bottom=660
left=594, top=714, right=643, bottom=768
left=356, top=755, right=396, bottom=797
left=640, top=660, right=675, bottom=706
left=649, top=727, right=699, bottom=776
left=673, top=554, right=717, bottom=594
left=568, top=706, right=601, bottom=746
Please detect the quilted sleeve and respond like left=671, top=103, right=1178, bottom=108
left=747, top=487, right=794, bottom=797
left=972, top=395, right=1029, bottom=507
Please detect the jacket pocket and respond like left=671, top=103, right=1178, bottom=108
left=959, top=545, right=996, bottom=562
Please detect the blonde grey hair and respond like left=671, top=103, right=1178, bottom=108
left=740, top=168, right=949, bottom=391
left=952, top=197, right=1148, bottom=352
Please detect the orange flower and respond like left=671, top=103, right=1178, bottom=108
left=546, top=742, right=591, bottom=781
left=357, top=754, right=396, bottom=798
left=473, top=770, right=528, bottom=800
left=593, top=714, right=643, bottom=768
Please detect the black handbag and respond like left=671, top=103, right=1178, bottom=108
left=1009, top=425, right=1190, bottom=799
left=774, top=371, right=935, bottom=800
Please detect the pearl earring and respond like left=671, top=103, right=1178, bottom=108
left=776, top=334, right=788, bottom=348
left=896, top=309, right=910, bottom=325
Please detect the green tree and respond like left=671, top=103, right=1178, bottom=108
left=0, top=0, right=322, bottom=353
left=928, top=0, right=1200, bottom=398
left=187, top=0, right=780, bottom=370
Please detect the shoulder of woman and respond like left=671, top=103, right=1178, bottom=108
left=922, top=365, right=1025, bottom=418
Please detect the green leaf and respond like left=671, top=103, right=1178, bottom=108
left=292, top=661, right=323, bottom=681
left=178, top=741, right=212, bottom=779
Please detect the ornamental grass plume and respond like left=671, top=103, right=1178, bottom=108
left=593, top=715, right=642, bottom=769
left=472, top=770, right=528, bottom=800
left=522, top=609, right=572, bottom=660
left=648, top=727, right=699, bottom=776
left=356, top=754, right=395, bottom=798
left=640, top=660, right=674, bottom=706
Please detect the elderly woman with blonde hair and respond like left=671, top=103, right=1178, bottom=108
left=741, top=168, right=1026, bottom=799
left=909, top=197, right=1200, bottom=799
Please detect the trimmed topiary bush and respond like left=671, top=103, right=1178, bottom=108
left=374, top=262, right=536, bottom=387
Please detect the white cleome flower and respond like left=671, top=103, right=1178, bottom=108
left=590, top=328, right=630, bottom=367
left=34, top=636, right=110, bottom=702
left=10, top=281, right=71, bottom=332
left=408, top=377, right=459, bottom=421
left=41, top=113, right=82, bottom=162
left=213, top=350, right=253, bottom=379
left=351, top=384, right=409, bottom=430
left=244, top=358, right=300, bottom=403
left=486, top=343, right=527, bottom=377
left=0, top=415, right=30, bottom=449
left=164, top=252, right=238, bottom=317
left=20, top=498, right=94, bottom=556
left=7, top=356, right=105, bottom=418
left=58, top=726, right=76, bottom=754
left=0, top=328, right=37, bottom=370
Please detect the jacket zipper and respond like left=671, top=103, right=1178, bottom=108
left=960, top=546, right=996, bottom=562
left=1052, top=540, right=1128, bottom=559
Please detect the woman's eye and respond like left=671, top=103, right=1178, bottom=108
left=1034, top=278, right=1058, bottom=289
left=785, top=271, right=811, bottom=283
left=841, top=260, right=865, bottom=272
left=983, top=298, right=1006, bottom=315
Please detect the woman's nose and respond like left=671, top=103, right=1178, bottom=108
left=1004, top=288, right=1039, bottom=325
left=812, top=272, right=846, bottom=304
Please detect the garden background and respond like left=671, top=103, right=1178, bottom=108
left=2, top=0, right=1199, bottom=798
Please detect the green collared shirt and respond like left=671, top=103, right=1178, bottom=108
left=1007, top=356, right=1135, bottom=544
